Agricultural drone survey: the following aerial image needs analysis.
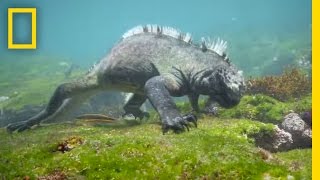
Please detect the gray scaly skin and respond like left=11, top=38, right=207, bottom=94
left=7, top=25, right=245, bottom=133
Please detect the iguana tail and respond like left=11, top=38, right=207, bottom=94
left=7, top=75, right=101, bottom=132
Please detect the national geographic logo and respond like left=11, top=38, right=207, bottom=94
left=7, top=8, right=37, bottom=49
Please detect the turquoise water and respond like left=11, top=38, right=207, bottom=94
left=0, top=0, right=311, bottom=75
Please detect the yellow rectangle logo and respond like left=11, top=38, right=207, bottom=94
left=8, top=8, right=37, bottom=49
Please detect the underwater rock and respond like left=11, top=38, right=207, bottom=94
left=299, top=128, right=312, bottom=147
left=272, top=126, right=294, bottom=151
left=248, top=112, right=312, bottom=152
left=254, top=125, right=293, bottom=152
left=280, top=113, right=307, bottom=137
left=302, top=128, right=312, bottom=139
left=300, top=110, right=312, bottom=127
left=280, top=112, right=312, bottom=149
left=255, top=113, right=312, bottom=152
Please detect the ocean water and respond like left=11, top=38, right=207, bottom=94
left=0, top=0, right=311, bottom=72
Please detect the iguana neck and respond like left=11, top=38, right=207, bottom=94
left=193, top=68, right=219, bottom=95
left=170, top=67, right=200, bottom=96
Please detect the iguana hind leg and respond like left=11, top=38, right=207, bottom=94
left=7, top=77, right=100, bottom=132
left=123, top=93, right=149, bottom=119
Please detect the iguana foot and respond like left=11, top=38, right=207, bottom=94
left=203, top=98, right=219, bottom=115
left=6, top=121, right=32, bottom=133
left=203, top=105, right=219, bottom=115
left=162, top=113, right=197, bottom=134
left=123, top=93, right=149, bottom=120
left=162, top=116, right=187, bottom=134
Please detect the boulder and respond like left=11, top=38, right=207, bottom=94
left=280, top=113, right=306, bottom=136
left=280, top=112, right=312, bottom=149
left=300, top=111, right=312, bottom=127
left=253, top=125, right=293, bottom=152
left=298, top=128, right=312, bottom=148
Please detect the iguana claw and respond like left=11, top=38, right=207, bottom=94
left=6, top=121, right=31, bottom=133
left=162, top=113, right=197, bottom=134
left=183, top=113, right=198, bottom=127
left=162, top=117, right=186, bottom=134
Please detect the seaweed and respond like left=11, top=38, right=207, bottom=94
left=56, top=136, right=84, bottom=153
left=246, top=68, right=311, bottom=101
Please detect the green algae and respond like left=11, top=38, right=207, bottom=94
left=218, top=94, right=311, bottom=124
left=0, top=117, right=311, bottom=179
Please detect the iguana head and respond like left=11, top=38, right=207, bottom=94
left=197, top=37, right=245, bottom=108
left=199, top=62, right=245, bottom=108
left=211, top=65, right=245, bottom=108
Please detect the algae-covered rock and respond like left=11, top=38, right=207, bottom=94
left=253, top=112, right=312, bottom=152
left=300, top=110, right=312, bottom=126
left=301, top=129, right=312, bottom=147
left=253, top=125, right=293, bottom=152
left=280, top=113, right=307, bottom=136
left=280, top=112, right=312, bottom=149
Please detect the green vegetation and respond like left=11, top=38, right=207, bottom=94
left=247, top=68, right=311, bottom=101
left=218, top=94, right=311, bottom=124
left=0, top=117, right=311, bottom=179
left=177, top=94, right=311, bottom=124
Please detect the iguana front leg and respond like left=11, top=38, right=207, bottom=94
left=189, top=94, right=218, bottom=115
left=144, top=76, right=197, bottom=133
left=123, top=93, right=149, bottom=119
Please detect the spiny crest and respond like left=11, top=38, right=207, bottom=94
left=200, top=37, right=228, bottom=57
left=122, top=25, right=228, bottom=61
left=122, top=24, right=192, bottom=44
left=86, top=61, right=100, bottom=75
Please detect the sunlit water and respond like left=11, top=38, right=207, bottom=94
left=0, top=0, right=311, bottom=73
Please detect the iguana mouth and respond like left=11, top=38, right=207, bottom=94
left=211, top=93, right=240, bottom=108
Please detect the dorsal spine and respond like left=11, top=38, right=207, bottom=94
left=122, top=24, right=228, bottom=57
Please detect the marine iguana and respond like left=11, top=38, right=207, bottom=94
left=7, top=25, right=245, bottom=133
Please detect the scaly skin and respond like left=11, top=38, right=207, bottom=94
left=7, top=26, right=245, bottom=133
